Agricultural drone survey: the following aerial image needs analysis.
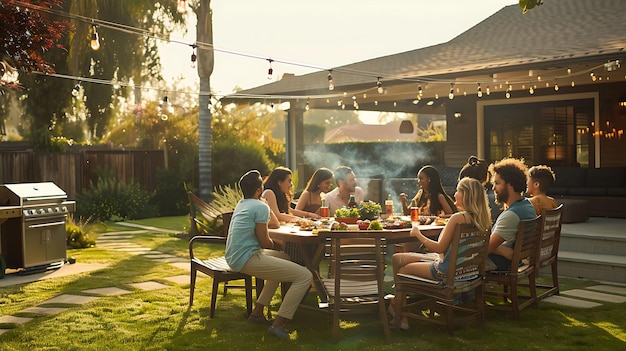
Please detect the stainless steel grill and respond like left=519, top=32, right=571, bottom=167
left=0, top=182, right=76, bottom=272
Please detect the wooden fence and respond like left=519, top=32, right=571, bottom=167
left=0, top=148, right=165, bottom=200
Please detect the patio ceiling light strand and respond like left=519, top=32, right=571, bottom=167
left=11, top=0, right=625, bottom=103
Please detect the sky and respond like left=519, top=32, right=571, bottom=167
left=160, top=0, right=518, bottom=112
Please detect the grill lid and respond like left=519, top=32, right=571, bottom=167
left=1, top=182, right=67, bottom=206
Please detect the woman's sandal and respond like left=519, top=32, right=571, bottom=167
left=387, top=301, right=409, bottom=330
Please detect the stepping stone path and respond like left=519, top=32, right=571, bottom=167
left=4, top=221, right=623, bottom=336
left=0, top=224, right=193, bottom=336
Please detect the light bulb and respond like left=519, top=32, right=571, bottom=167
left=477, top=83, right=482, bottom=98
left=554, top=83, right=559, bottom=91
left=571, top=81, right=575, bottom=87
left=486, top=86, right=491, bottom=95
left=506, top=90, right=511, bottom=99
left=327, top=72, right=334, bottom=91
left=71, top=85, right=80, bottom=97
left=448, top=88, right=454, bottom=100
left=418, top=85, right=423, bottom=97
left=529, top=86, right=534, bottom=94
left=376, top=78, right=383, bottom=94
left=190, top=52, right=197, bottom=68
left=267, top=59, right=274, bottom=80
left=305, top=98, right=310, bottom=111
left=90, top=26, right=100, bottom=51
left=177, top=0, right=188, bottom=14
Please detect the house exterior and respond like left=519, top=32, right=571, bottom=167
left=228, top=0, right=626, bottom=171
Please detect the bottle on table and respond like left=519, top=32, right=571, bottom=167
left=347, top=194, right=357, bottom=208
left=385, top=194, right=394, bottom=216
left=320, top=198, right=329, bottom=217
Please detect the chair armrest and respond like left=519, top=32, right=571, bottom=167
left=189, top=235, right=227, bottom=259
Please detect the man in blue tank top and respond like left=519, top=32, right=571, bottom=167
left=486, top=158, right=537, bottom=271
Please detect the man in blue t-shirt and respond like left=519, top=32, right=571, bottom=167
left=225, top=170, right=312, bottom=340
left=486, top=158, right=537, bottom=271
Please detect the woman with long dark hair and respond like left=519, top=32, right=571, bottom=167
left=295, top=167, right=334, bottom=215
left=262, top=166, right=320, bottom=222
left=400, top=165, right=457, bottom=216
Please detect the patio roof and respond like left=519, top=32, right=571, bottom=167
left=228, top=0, right=626, bottom=107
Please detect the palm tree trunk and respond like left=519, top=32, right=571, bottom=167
left=196, top=1, right=214, bottom=201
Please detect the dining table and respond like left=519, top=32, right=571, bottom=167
left=268, top=221, right=445, bottom=308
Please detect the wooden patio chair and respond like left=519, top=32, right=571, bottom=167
left=189, top=236, right=254, bottom=318
left=535, top=204, right=564, bottom=301
left=393, top=224, right=491, bottom=334
left=187, top=191, right=262, bottom=318
left=484, top=216, right=542, bottom=319
left=320, top=231, right=391, bottom=342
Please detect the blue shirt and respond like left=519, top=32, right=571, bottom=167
left=225, top=198, right=270, bottom=271
left=492, top=198, right=536, bottom=248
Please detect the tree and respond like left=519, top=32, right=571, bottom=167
left=0, top=0, right=71, bottom=78
left=0, top=0, right=72, bottom=145
left=519, top=0, right=543, bottom=14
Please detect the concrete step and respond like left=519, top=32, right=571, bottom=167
left=559, top=230, right=626, bottom=256
left=558, top=251, right=626, bottom=284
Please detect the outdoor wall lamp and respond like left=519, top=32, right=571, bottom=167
left=399, top=120, right=414, bottom=134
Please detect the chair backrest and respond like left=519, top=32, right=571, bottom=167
left=509, top=216, right=543, bottom=274
left=188, top=191, right=222, bottom=236
left=537, top=204, right=564, bottom=268
left=442, top=223, right=491, bottom=287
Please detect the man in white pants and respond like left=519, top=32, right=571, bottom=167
left=226, top=170, right=312, bottom=340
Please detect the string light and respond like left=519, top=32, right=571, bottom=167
left=448, top=83, right=454, bottom=99
left=571, top=81, right=575, bottom=87
left=90, top=24, right=100, bottom=51
left=477, top=83, right=482, bottom=98
left=529, top=85, right=535, bottom=95
left=190, top=44, right=197, bottom=68
left=327, top=70, right=334, bottom=91
left=176, top=0, right=188, bottom=14
left=591, top=72, right=596, bottom=81
left=305, top=98, right=310, bottom=111
left=417, top=84, right=423, bottom=97
left=14, top=0, right=626, bottom=104
left=486, top=85, right=491, bottom=96
left=376, top=77, right=383, bottom=94
left=505, top=89, right=511, bottom=99
left=554, top=78, right=559, bottom=91
left=71, top=84, right=80, bottom=97
left=267, top=59, right=274, bottom=80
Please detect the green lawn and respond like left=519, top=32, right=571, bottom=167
left=1, top=215, right=625, bottom=350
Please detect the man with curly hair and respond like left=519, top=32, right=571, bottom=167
left=486, top=158, right=537, bottom=271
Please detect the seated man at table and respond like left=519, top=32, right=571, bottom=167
left=225, top=170, right=313, bottom=340
left=526, top=165, right=558, bottom=215
left=486, top=158, right=537, bottom=271
left=323, top=166, right=365, bottom=213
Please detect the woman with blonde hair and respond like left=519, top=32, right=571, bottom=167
left=389, top=177, right=491, bottom=329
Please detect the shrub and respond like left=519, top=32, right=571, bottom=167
left=66, top=216, right=96, bottom=249
left=212, top=140, right=273, bottom=187
left=150, top=168, right=188, bottom=216
left=77, top=178, right=158, bottom=221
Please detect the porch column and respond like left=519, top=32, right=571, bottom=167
left=285, top=103, right=305, bottom=186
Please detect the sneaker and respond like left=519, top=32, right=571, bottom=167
left=267, top=326, right=290, bottom=340
left=248, top=314, right=269, bottom=324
